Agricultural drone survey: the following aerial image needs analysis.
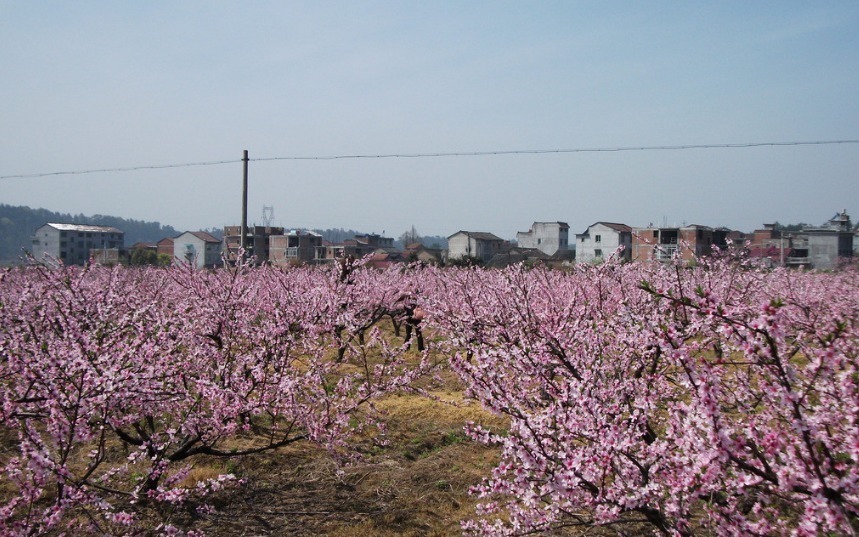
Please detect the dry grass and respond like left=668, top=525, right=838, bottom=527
left=0, top=326, right=509, bottom=536
left=182, top=388, right=507, bottom=536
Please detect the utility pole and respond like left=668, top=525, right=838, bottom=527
left=241, top=150, right=248, bottom=255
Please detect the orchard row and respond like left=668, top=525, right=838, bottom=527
left=1, top=256, right=857, bottom=535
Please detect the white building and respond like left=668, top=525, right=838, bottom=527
left=575, top=222, right=632, bottom=262
left=31, top=223, right=124, bottom=265
left=173, top=231, right=223, bottom=268
left=516, top=222, right=570, bottom=256
left=795, top=210, right=854, bottom=269
left=447, top=231, right=506, bottom=263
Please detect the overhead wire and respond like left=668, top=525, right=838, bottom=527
left=2, top=139, right=858, bottom=180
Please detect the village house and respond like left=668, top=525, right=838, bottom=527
left=631, top=224, right=728, bottom=262
left=156, top=237, right=174, bottom=257
left=486, top=245, right=548, bottom=268
left=575, top=222, right=632, bottom=262
left=174, top=231, right=223, bottom=269
left=447, top=231, right=506, bottom=263
left=516, top=222, right=570, bottom=256
left=366, top=250, right=406, bottom=270
left=402, top=242, right=445, bottom=264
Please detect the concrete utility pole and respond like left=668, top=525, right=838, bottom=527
left=241, top=150, right=248, bottom=254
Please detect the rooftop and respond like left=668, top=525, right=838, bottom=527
left=44, top=223, right=123, bottom=233
left=450, top=231, right=505, bottom=242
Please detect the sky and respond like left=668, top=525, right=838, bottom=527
left=1, top=1, right=858, bottom=239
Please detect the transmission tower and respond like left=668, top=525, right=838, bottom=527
left=262, top=205, right=274, bottom=227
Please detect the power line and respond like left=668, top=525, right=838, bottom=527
left=2, top=139, right=858, bottom=180
left=256, top=139, right=859, bottom=161
left=0, top=159, right=242, bottom=180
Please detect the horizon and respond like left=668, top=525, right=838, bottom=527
left=5, top=202, right=853, bottom=244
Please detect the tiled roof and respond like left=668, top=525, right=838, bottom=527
left=597, top=222, right=632, bottom=233
left=449, top=231, right=505, bottom=242
left=578, top=222, right=631, bottom=235
left=186, top=231, right=221, bottom=243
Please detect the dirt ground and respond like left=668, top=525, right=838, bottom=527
left=179, top=391, right=507, bottom=537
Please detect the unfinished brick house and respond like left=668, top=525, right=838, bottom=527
left=631, top=224, right=728, bottom=262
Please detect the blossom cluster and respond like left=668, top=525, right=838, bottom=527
left=1, top=255, right=856, bottom=536
left=0, top=260, right=433, bottom=535
left=420, top=257, right=858, bottom=535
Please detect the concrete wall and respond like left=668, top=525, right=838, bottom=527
left=474, top=239, right=504, bottom=262
left=174, top=233, right=222, bottom=269
left=270, top=233, right=323, bottom=265
left=448, top=232, right=504, bottom=262
left=517, top=222, right=569, bottom=256
left=447, top=233, right=471, bottom=260
left=31, top=225, right=60, bottom=263
left=32, top=225, right=124, bottom=265
left=806, top=232, right=841, bottom=269
left=577, top=224, right=630, bottom=262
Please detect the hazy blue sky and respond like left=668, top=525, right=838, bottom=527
left=2, top=1, right=857, bottom=238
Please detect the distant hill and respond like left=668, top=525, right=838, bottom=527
left=0, top=204, right=181, bottom=265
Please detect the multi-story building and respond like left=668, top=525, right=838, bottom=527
left=809, top=210, right=854, bottom=264
left=31, top=223, right=124, bottom=265
left=270, top=230, right=324, bottom=265
left=223, top=226, right=285, bottom=264
left=794, top=210, right=853, bottom=269
left=631, top=224, right=725, bottom=262
left=575, top=222, right=631, bottom=262
left=516, top=222, right=570, bottom=256
left=749, top=211, right=853, bottom=269
left=748, top=224, right=795, bottom=267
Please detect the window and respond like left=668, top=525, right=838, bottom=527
left=595, top=235, right=602, bottom=243
left=595, top=249, right=603, bottom=257
left=537, top=238, right=541, bottom=245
